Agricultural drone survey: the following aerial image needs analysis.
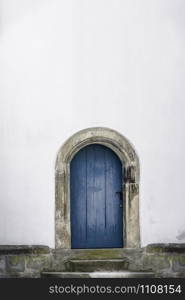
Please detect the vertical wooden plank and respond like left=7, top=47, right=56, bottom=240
left=85, top=144, right=105, bottom=247
left=70, top=148, right=87, bottom=248
left=86, top=145, right=95, bottom=247
left=105, top=147, right=123, bottom=247
left=93, top=145, right=106, bottom=247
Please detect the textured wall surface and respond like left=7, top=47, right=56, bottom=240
left=0, top=0, right=185, bottom=247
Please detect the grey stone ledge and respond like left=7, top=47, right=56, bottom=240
left=1, top=244, right=185, bottom=255
left=146, top=244, right=185, bottom=253
left=0, top=245, right=50, bottom=255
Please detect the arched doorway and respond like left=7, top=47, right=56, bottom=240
left=55, top=127, right=140, bottom=249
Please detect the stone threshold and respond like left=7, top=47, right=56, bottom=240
left=41, top=271, right=156, bottom=278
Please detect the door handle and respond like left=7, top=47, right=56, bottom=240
left=116, top=191, right=123, bottom=201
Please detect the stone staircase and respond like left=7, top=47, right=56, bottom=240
left=41, top=249, right=156, bottom=278
left=1, top=244, right=185, bottom=277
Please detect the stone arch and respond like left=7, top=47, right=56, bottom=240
left=55, top=127, right=140, bottom=248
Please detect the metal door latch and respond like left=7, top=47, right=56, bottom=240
left=116, top=191, right=123, bottom=200
left=116, top=191, right=123, bottom=207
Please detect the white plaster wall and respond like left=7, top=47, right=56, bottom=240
left=0, top=0, right=185, bottom=248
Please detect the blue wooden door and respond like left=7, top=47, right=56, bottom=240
left=70, top=144, right=123, bottom=249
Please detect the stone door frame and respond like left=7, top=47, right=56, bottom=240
left=55, top=127, right=140, bottom=249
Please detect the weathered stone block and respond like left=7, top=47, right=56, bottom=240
left=65, top=259, right=129, bottom=272
left=143, top=254, right=170, bottom=272
left=69, top=249, right=125, bottom=260
left=171, top=255, right=185, bottom=272
left=6, top=255, right=25, bottom=272
left=0, top=256, right=6, bottom=273
left=25, top=254, right=51, bottom=272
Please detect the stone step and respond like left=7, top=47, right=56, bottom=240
left=64, top=259, right=129, bottom=272
left=53, top=248, right=141, bottom=260
left=41, top=271, right=155, bottom=278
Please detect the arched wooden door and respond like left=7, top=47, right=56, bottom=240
left=70, top=144, right=124, bottom=249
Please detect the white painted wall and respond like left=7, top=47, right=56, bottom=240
left=0, top=0, right=185, bottom=248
